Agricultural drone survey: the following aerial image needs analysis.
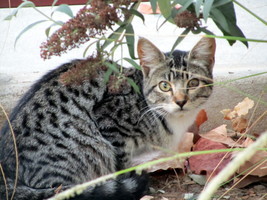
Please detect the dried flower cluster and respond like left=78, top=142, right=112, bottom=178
left=174, top=10, right=201, bottom=29
left=107, top=75, right=128, bottom=94
left=59, top=54, right=131, bottom=94
left=59, top=53, right=106, bottom=86
left=40, top=0, right=131, bottom=59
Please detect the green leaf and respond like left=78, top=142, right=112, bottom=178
left=4, top=1, right=35, bottom=20
left=102, top=25, right=126, bottom=50
left=158, top=0, right=193, bottom=30
left=212, top=0, right=231, bottom=8
left=175, top=0, right=194, bottom=11
left=149, top=0, right=158, bottom=13
left=45, top=20, right=64, bottom=37
left=83, top=40, right=100, bottom=57
left=171, top=28, right=190, bottom=53
left=198, top=27, right=215, bottom=35
left=110, top=43, right=126, bottom=57
left=194, top=0, right=203, bottom=17
left=14, top=20, right=47, bottom=48
left=212, top=2, right=248, bottom=47
left=52, top=0, right=59, bottom=7
left=158, top=0, right=175, bottom=24
left=104, top=67, right=113, bottom=83
left=127, top=78, right=140, bottom=93
left=203, top=0, right=214, bottom=22
left=210, top=8, right=230, bottom=33
left=52, top=4, right=74, bottom=18
left=125, top=24, right=136, bottom=59
left=123, top=58, right=141, bottom=70
left=129, top=9, right=145, bottom=23
left=104, top=62, right=120, bottom=73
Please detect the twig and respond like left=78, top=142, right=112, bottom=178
left=0, top=164, right=9, bottom=200
left=197, top=131, right=267, bottom=200
left=0, top=104, right=19, bottom=200
left=217, top=158, right=267, bottom=200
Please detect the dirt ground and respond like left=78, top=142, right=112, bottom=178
left=148, top=170, right=267, bottom=200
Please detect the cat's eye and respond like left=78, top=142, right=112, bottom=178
left=187, top=78, right=200, bottom=89
left=159, top=81, right=172, bottom=92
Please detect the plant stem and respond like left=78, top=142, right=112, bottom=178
left=198, top=131, right=267, bottom=200
left=232, top=0, right=267, bottom=26
left=205, top=34, right=267, bottom=43
left=0, top=104, right=19, bottom=200
left=33, top=7, right=62, bottom=25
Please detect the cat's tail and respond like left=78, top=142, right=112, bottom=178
left=68, top=171, right=149, bottom=200
left=0, top=171, right=149, bottom=200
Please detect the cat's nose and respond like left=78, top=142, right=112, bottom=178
left=175, top=100, right=187, bottom=109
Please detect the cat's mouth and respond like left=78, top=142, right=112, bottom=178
left=165, top=107, right=189, bottom=115
left=177, top=107, right=189, bottom=113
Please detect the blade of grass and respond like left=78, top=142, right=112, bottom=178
left=204, top=34, right=267, bottom=43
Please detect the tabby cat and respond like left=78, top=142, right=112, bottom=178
left=0, top=37, right=216, bottom=200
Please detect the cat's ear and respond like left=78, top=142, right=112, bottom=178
left=188, top=37, right=216, bottom=72
left=137, top=37, right=165, bottom=77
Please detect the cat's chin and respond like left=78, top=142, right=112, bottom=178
left=164, top=108, right=192, bottom=117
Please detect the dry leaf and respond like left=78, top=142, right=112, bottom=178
left=241, top=137, right=254, bottom=147
left=199, top=125, right=243, bottom=147
left=221, top=109, right=236, bottom=120
left=221, top=97, right=254, bottom=120
left=132, top=132, right=194, bottom=173
left=234, top=97, right=254, bottom=117
left=188, top=138, right=232, bottom=179
left=148, top=132, right=194, bottom=173
left=230, top=136, right=267, bottom=177
left=140, top=195, right=154, bottom=200
left=178, top=132, right=194, bottom=153
left=195, top=109, right=208, bottom=128
left=233, top=175, right=267, bottom=188
left=236, top=150, right=267, bottom=177
left=232, top=116, right=248, bottom=133
left=147, top=158, right=185, bottom=173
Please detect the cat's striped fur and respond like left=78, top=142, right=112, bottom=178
left=0, top=37, right=215, bottom=199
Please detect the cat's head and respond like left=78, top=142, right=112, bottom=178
left=137, top=37, right=216, bottom=116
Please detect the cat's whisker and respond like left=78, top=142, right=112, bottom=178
left=138, top=105, right=165, bottom=124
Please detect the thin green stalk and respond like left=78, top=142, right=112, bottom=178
left=202, top=71, right=267, bottom=106
left=223, top=85, right=267, bottom=106
left=232, top=0, right=267, bottom=26
left=205, top=34, right=267, bottom=43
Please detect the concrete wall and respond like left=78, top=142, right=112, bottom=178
left=0, top=1, right=266, bottom=133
